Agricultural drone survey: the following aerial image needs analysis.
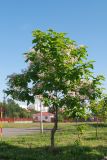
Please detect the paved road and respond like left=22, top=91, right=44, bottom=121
left=2, top=128, right=52, bottom=137
left=2, top=128, right=40, bottom=137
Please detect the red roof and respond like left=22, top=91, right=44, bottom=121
left=33, top=112, right=54, bottom=116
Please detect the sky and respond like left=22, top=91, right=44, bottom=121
left=0, top=0, right=107, bottom=105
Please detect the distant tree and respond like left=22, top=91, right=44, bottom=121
left=100, top=96, right=107, bottom=122
left=5, top=29, right=104, bottom=149
left=89, top=95, right=107, bottom=138
left=90, top=100, right=102, bottom=138
left=0, top=99, right=33, bottom=118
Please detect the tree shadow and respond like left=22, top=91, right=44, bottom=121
left=0, top=141, right=107, bottom=160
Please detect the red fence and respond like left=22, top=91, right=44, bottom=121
left=0, top=118, right=33, bottom=122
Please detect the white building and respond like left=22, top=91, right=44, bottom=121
left=27, top=98, right=49, bottom=112
left=33, top=112, right=54, bottom=122
left=34, top=98, right=48, bottom=112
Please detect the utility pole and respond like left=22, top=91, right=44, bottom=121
left=3, top=93, right=6, bottom=105
left=0, top=93, right=6, bottom=138
left=40, top=100, right=43, bottom=133
left=0, top=107, right=3, bottom=137
left=36, top=95, right=43, bottom=133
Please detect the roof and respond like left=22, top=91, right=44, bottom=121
left=33, top=112, right=54, bottom=116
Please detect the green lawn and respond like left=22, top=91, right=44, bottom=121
left=0, top=122, right=107, bottom=160
left=2, top=122, right=53, bottom=128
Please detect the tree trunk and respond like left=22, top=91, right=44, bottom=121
left=96, top=117, right=98, bottom=139
left=51, top=106, right=58, bottom=149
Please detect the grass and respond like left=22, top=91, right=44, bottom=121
left=2, top=122, right=53, bottom=128
left=0, top=122, right=107, bottom=160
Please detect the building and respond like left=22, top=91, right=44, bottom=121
left=27, top=98, right=49, bottom=112
left=34, top=98, right=48, bottom=112
left=33, top=112, right=54, bottom=122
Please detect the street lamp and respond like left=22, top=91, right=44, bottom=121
left=36, top=95, right=43, bottom=133
left=0, top=107, right=4, bottom=137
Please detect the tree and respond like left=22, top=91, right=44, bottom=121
left=5, top=29, right=104, bottom=149
left=64, top=75, right=104, bottom=121
left=100, top=96, right=107, bottom=122
left=0, top=99, right=33, bottom=118
left=90, top=100, right=102, bottom=139
left=90, top=95, right=107, bottom=138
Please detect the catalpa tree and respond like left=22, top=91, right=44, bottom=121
left=5, top=29, right=104, bottom=149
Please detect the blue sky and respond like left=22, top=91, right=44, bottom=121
left=0, top=0, right=107, bottom=102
